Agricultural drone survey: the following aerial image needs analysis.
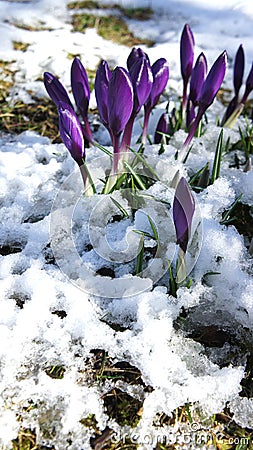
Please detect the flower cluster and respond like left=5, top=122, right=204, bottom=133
left=44, top=49, right=169, bottom=173
left=155, top=24, right=227, bottom=161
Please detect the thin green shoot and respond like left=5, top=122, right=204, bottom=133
left=135, top=233, right=145, bottom=275
left=168, top=260, right=177, bottom=298
left=110, top=196, right=129, bottom=218
left=123, top=160, right=147, bottom=190
left=220, top=193, right=243, bottom=225
left=210, top=128, right=223, bottom=184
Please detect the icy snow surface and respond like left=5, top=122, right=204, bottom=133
left=0, top=0, right=253, bottom=448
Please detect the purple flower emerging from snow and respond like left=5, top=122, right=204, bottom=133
left=71, top=57, right=90, bottom=120
left=154, top=112, right=168, bottom=144
left=95, top=60, right=112, bottom=130
left=44, top=72, right=72, bottom=107
left=120, top=56, right=153, bottom=151
left=180, top=23, right=195, bottom=112
left=189, top=52, right=207, bottom=106
left=179, top=51, right=227, bottom=160
left=107, top=66, right=134, bottom=171
left=198, top=50, right=227, bottom=113
left=58, top=101, right=85, bottom=167
left=127, top=47, right=150, bottom=71
left=173, top=177, right=195, bottom=253
left=142, top=58, right=169, bottom=143
left=233, top=44, right=245, bottom=98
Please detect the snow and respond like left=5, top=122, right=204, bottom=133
left=0, top=0, right=253, bottom=448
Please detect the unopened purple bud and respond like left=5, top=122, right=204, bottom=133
left=180, top=24, right=195, bottom=84
left=146, top=58, right=169, bottom=109
left=189, top=52, right=207, bottom=105
left=58, top=101, right=85, bottom=166
left=173, top=177, right=195, bottom=253
left=71, top=57, right=90, bottom=119
left=129, top=57, right=153, bottom=114
left=198, top=50, right=227, bottom=112
left=108, top=67, right=134, bottom=136
left=154, top=112, right=168, bottom=144
left=242, top=62, right=253, bottom=103
left=95, top=60, right=112, bottom=128
left=233, top=44, right=244, bottom=97
left=44, top=72, right=72, bottom=107
left=127, top=47, right=150, bottom=71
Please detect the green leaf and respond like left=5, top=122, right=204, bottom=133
left=110, top=196, right=129, bottom=218
left=136, top=233, right=145, bottom=275
left=211, top=128, right=223, bottom=184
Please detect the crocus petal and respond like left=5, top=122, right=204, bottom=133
left=95, top=60, right=112, bottom=128
left=189, top=52, right=207, bottom=105
left=147, top=58, right=169, bottom=109
left=173, top=177, right=195, bottom=253
left=71, top=57, right=90, bottom=119
left=233, top=44, right=244, bottom=97
left=58, top=101, right=85, bottom=166
left=108, top=67, right=134, bottom=136
left=180, top=23, right=195, bottom=83
left=127, top=47, right=150, bottom=71
left=44, top=72, right=72, bottom=107
left=198, top=50, right=227, bottom=112
left=242, top=61, right=253, bottom=102
left=154, top=112, right=168, bottom=144
left=129, top=57, right=153, bottom=114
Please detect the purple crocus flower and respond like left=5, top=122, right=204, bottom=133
left=71, top=57, right=93, bottom=144
left=198, top=50, right=227, bottom=112
left=95, top=60, right=112, bottom=130
left=234, top=44, right=245, bottom=98
left=222, top=45, right=244, bottom=125
left=127, top=47, right=150, bottom=71
left=71, top=57, right=90, bottom=118
left=120, top=57, right=153, bottom=151
left=44, top=72, right=72, bottom=107
left=241, top=62, right=253, bottom=104
left=189, top=52, right=207, bottom=106
left=58, top=101, right=85, bottom=167
left=180, top=23, right=195, bottom=113
left=142, top=58, right=169, bottom=143
left=107, top=67, right=134, bottom=171
left=154, top=112, right=168, bottom=144
left=179, top=51, right=227, bottom=160
left=187, top=52, right=207, bottom=130
left=173, top=177, right=195, bottom=253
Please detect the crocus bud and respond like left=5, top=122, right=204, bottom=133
left=142, top=58, right=169, bottom=143
left=198, top=50, right=227, bottom=113
left=127, top=47, right=150, bottom=71
left=129, top=57, right=153, bottom=114
left=71, top=57, right=90, bottom=119
left=58, top=101, right=85, bottom=166
left=189, top=52, right=207, bottom=105
left=108, top=67, right=134, bottom=137
left=241, top=62, right=253, bottom=104
left=95, top=60, right=112, bottom=128
left=173, top=177, right=195, bottom=253
left=146, top=58, right=169, bottom=109
left=233, top=44, right=244, bottom=97
left=180, top=23, right=195, bottom=113
left=154, top=112, right=168, bottom=144
left=44, top=72, right=72, bottom=107
left=180, top=24, right=194, bottom=81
